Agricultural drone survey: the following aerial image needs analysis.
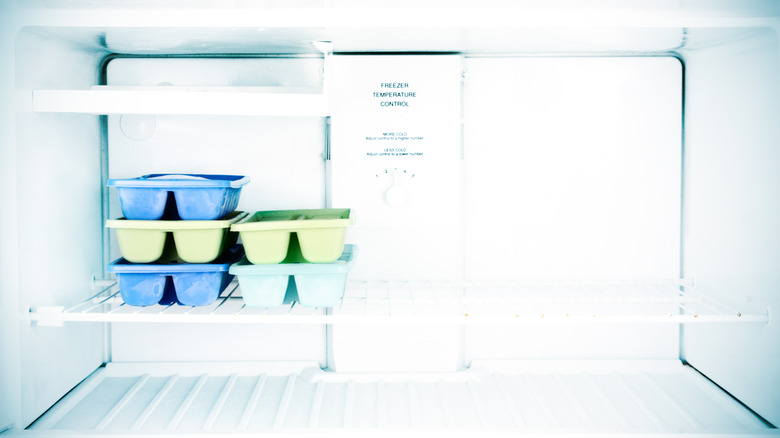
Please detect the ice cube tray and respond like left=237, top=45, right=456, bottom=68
left=107, top=174, right=250, bottom=220
left=107, top=253, right=240, bottom=307
left=231, top=208, right=353, bottom=264
left=106, top=211, right=248, bottom=264
left=230, top=244, right=357, bottom=308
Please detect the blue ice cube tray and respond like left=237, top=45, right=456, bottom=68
left=229, top=244, right=357, bottom=308
left=107, top=247, right=243, bottom=307
left=107, top=174, right=250, bottom=220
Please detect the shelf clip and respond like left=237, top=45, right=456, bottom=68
left=312, top=40, right=333, bottom=116
left=29, top=306, right=65, bottom=327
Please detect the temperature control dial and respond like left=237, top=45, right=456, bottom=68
left=378, top=168, right=414, bottom=207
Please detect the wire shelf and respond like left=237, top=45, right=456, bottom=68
left=28, top=279, right=769, bottom=326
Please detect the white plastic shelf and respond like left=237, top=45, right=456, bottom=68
left=28, top=280, right=769, bottom=326
left=29, top=86, right=326, bottom=117
left=21, top=360, right=774, bottom=435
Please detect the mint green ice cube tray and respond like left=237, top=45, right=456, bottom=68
left=230, top=244, right=357, bottom=308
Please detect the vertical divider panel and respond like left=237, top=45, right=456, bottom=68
left=329, top=55, right=462, bottom=372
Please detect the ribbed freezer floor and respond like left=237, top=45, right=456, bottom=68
left=20, top=360, right=774, bottom=436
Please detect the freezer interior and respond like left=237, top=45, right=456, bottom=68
left=0, top=2, right=779, bottom=436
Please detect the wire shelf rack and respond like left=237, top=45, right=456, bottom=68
left=28, top=279, right=769, bottom=326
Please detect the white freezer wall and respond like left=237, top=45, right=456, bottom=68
left=462, top=57, right=682, bottom=282
left=681, top=28, right=780, bottom=426
left=461, top=57, right=683, bottom=363
left=0, top=4, right=19, bottom=431
left=6, top=29, right=107, bottom=427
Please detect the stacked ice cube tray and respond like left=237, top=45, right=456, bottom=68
left=106, top=174, right=249, bottom=307
left=229, top=209, right=356, bottom=308
left=106, top=174, right=357, bottom=308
